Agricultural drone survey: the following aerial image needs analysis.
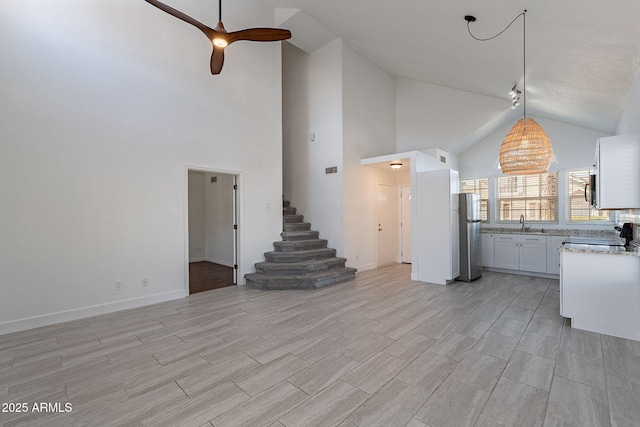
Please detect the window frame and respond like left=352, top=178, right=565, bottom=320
left=495, top=172, right=559, bottom=224
left=460, top=178, right=489, bottom=222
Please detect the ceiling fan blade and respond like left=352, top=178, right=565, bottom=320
left=144, top=0, right=216, bottom=40
left=227, top=28, right=292, bottom=44
left=210, top=48, right=225, bottom=74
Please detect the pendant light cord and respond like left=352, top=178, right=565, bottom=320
left=466, top=10, right=528, bottom=118
left=218, top=0, right=222, bottom=22
left=523, top=11, right=526, bottom=119
left=466, top=11, right=525, bottom=42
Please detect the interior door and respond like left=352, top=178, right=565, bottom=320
left=377, top=183, right=397, bottom=267
left=400, top=186, right=412, bottom=263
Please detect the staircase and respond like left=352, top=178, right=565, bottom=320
left=244, top=201, right=357, bottom=290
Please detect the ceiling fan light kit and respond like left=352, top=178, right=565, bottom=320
left=465, top=10, right=553, bottom=175
left=143, top=0, right=291, bottom=74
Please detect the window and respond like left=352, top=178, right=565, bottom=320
left=567, top=169, right=611, bottom=222
left=461, top=178, right=489, bottom=221
left=496, top=172, right=558, bottom=222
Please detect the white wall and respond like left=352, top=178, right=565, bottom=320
left=282, top=42, right=310, bottom=209
left=396, top=78, right=510, bottom=155
left=282, top=39, right=345, bottom=254
left=342, top=42, right=397, bottom=271
left=188, top=172, right=206, bottom=261
left=282, top=40, right=396, bottom=269
left=307, top=39, right=345, bottom=254
left=204, top=173, right=234, bottom=267
left=0, top=0, right=283, bottom=333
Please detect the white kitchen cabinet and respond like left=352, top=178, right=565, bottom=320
left=594, top=133, right=640, bottom=209
left=546, top=235, right=568, bottom=274
left=494, top=234, right=547, bottom=273
left=416, top=169, right=460, bottom=285
left=481, top=234, right=495, bottom=267
left=561, top=249, right=640, bottom=340
left=519, top=242, right=547, bottom=273
left=494, top=238, right=520, bottom=270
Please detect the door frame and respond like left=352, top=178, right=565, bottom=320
left=184, top=165, right=243, bottom=294
left=399, top=185, right=412, bottom=264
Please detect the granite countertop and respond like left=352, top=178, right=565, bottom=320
left=481, top=227, right=619, bottom=238
left=560, top=242, right=640, bottom=257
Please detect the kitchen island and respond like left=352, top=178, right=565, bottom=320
left=560, top=242, right=640, bottom=341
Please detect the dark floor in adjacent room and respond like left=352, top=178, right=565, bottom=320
left=189, top=261, right=234, bottom=294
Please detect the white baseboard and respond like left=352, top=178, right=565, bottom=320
left=354, top=262, right=378, bottom=273
left=189, top=257, right=206, bottom=263
left=0, top=290, right=187, bottom=336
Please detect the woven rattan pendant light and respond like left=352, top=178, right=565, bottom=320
left=499, top=11, right=553, bottom=175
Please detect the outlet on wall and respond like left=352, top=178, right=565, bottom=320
left=114, top=281, right=123, bottom=291
left=141, top=278, right=149, bottom=287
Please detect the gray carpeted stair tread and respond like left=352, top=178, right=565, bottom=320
left=283, top=222, right=312, bottom=231
left=273, top=239, right=328, bottom=252
left=283, top=214, right=304, bottom=223
left=264, top=248, right=337, bottom=263
left=247, top=201, right=356, bottom=290
left=255, top=257, right=347, bottom=274
left=281, top=231, right=320, bottom=241
left=245, top=267, right=357, bottom=290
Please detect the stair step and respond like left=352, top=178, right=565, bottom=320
left=281, top=231, right=320, bottom=241
left=264, top=248, right=336, bottom=263
left=245, top=267, right=357, bottom=290
left=283, top=214, right=304, bottom=223
left=255, top=258, right=347, bottom=275
left=283, top=222, right=311, bottom=232
left=250, top=201, right=356, bottom=290
left=274, top=239, right=328, bottom=252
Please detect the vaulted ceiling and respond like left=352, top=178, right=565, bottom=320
left=259, top=0, right=640, bottom=137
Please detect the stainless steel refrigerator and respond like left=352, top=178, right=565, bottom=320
left=458, top=193, right=482, bottom=281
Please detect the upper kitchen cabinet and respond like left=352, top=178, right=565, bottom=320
left=594, top=133, right=640, bottom=209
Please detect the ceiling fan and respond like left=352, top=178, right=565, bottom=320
left=144, top=0, right=291, bottom=74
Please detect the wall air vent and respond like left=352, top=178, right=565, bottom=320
left=440, top=156, right=447, bottom=164
left=325, top=166, right=338, bottom=174
left=210, top=176, right=217, bottom=183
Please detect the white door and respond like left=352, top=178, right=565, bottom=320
left=400, top=186, right=412, bottom=263
left=377, top=183, right=397, bottom=267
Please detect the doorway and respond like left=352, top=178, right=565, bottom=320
left=377, top=182, right=397, bottom=267
left=187, top=169, right=238, bottom=294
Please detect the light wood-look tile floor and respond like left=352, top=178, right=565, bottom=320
left=1, top=264, right=640, bottom=426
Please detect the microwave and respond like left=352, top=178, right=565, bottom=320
left=589, top=173, right=596, bottom=208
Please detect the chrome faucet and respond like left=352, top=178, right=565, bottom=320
left=519, top=214, right=525, bottom=231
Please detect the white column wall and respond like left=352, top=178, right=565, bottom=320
left=0, top=0, right=283, bottom=333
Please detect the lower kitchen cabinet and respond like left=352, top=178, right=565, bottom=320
left=493, top=234, right=547, bottom=273
left=494, top=239, right=520, bottom=270
left=561, top=250, right=640, bottom=340
left=481, top=233, right=495, bottom=267
left=546, top=235, right=568, bottom=275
